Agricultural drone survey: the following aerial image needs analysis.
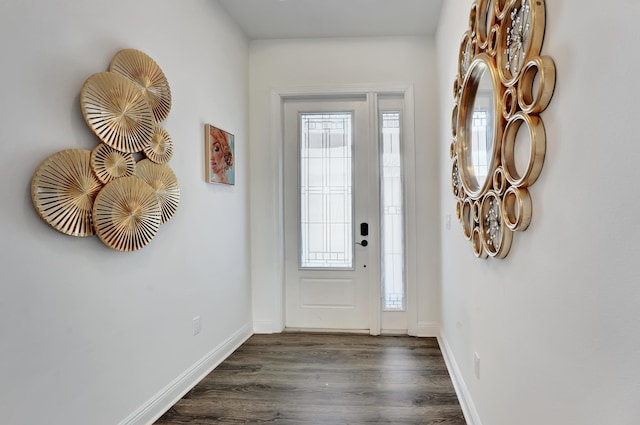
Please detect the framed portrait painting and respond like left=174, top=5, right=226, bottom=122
left=205, top=124, right=234, bottom=185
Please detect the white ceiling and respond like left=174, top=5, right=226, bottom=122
left=217, top=0, right=444, bottom=40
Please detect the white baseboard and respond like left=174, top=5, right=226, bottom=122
left=412, top=322, right=440, bottom=337
left=118, top=323, right=253, bottom=425
left=253, top=320, right=275, bottom=334
left=437, top=333, right=482, bottom=425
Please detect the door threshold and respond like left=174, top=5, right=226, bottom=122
left=380, top=328, right=409, bottom=336
left=284, top=327, right=370, bottom=335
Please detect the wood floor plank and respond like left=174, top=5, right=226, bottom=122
left=155, top=334, right=466, bottom=425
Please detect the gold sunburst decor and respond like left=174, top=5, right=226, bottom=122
left=31, top=149, right=103, bottom=237
left=451, top=0, right=555, bottom=258
left=144, top=125, right=174, bottom=164
left=91, top=143, right=136, bottom=183
left=92, top=176, right=162, bottom=251
left=134, top=159, right=180, bottom=224
left=80, top=71, right=155, bottom=153
left=109, top=48, right=172, bottom=123
left=31, top=48, right=179, bottom=252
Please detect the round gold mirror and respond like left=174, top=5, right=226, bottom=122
left=457, top=54, right=503, bottom=200
left=450, top=0, right=555, bottom=258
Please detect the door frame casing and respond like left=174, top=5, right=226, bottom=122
left=268, top=83, right=418, bottom=336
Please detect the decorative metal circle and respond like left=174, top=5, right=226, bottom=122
left=495, top=0, right=515, bottom=20
left=479, top=192, right=512, bottom=258
left=81, top=72, right=155, bottom=153
left=517, top=56, right=556, bottom=114
left=144, top=125, right=174, bottom=164
left=92, top=176, right=162, bottom=252
left=497, top=0, right=545, bottom=87
left=468, top=2, right=478, bottom=36
left=476, top=0, right=495, bottom=49
left=451, top=103, right=459, bottom=138
left=487, top=24, right=499, bottom=57
left=134, top=159, right=180, bottom=224
left=501, top=112, right=545, bottom=187
left=91, top=143, right=135, bottom=184
left=458, top=32, right=475, bottom=78
left=451, top=159, right=462, bottom=198
left=492, top=167, right=507, bottom=195
left=110, top=49, right=172, bottom=123
left=461, top=199, right=473, bottom=241
left=502, top=186, right=532, bottom=231
left=472, top=227, right=488, bottom=258
left=31, top=149, right=103, bottom=237
left=502, top=86, right=518, bottom=119
left=472, top=200, right=481, bottom=224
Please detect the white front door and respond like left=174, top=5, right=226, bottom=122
left=283, top=96, right=379, bottom=332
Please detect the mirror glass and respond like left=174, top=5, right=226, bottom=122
left=462, top=61, right=495, bottom=194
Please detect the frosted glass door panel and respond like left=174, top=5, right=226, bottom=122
left=380, top=112, right=405, bottom=311
left=299, top=113, right=354, bottom=269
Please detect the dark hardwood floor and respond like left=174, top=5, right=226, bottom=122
left=155, top=333, right=466, bottom=424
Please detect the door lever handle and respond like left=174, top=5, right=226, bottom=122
left=355, top=240, right=368, bottom=247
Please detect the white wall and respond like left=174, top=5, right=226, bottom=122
left=0, top=1, right=252, bottom=424
left=437, top=1, right=640, bottom=424
left=249, top=36, right=441, bottom=334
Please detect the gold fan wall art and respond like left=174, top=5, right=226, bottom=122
left=144, top=125, right=174, bottom=164
left=91, top=143, right=136, bottom=183
left=92, top=176, right=162, bottom=252
left=31, top=149, right=103, bottom=237
left=134, top=159, right=180, bottom=224
left=109, top=48, right=172, bottom=123
left=80, top=71, right=155, bottom=153
left=31, top=48, right=179, bottom=252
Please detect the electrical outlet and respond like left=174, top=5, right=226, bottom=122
left=445, top=214, right=452, bottom=230
left=473, top=352, right=480, bottom=379
left=193, top=316, right=201, bottom=336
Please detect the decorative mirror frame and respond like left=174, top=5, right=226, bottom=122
left=451, top=0, right=555, bottom=258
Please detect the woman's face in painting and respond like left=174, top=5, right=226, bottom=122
left=210, top=128, right=233, bottom=176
